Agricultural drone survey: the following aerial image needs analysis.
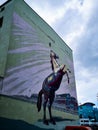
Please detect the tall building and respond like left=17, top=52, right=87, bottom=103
left=0, top=0, right=79, bottom=128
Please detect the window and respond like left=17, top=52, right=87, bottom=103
left=0, top=17, right=3, bottom=28
left=1, top=7, right=5, bottom=12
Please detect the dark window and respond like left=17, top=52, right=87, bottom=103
left=1, top=7, right=5, bottom=12
left=0, top=17, right=3, bottom=28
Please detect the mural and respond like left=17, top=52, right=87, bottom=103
left=0, top=12, right=78, bottom=117
left=37, top=47, right=71, bottom=125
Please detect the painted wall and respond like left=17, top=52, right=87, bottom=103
left=1, top=11, right=77, bottom=108
left=0, top=0, right=79, bottom=128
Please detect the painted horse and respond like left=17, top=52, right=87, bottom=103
left=37, top=50, right=70, bottom=125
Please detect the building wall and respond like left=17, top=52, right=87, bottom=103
left=0, top=0, right=14, bottom=77
left=0, top=0, right=77, bottom=99
left=0, top=0, right=79, bottom=127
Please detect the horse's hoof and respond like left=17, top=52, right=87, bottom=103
left=50, top=118, right=56, bottom=125
left=43, top=120, right=49, bottom=125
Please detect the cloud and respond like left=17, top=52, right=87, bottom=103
left=75, top=0, right=98, bottom=69
left=0, top=0, right=7, bottom=5
left=76, top=69, right=98, bottom=104
left=51, top=0, right=93, bottom=49
left=25, top=0, right=67, bottom=25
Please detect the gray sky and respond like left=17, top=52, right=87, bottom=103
left=1, top=0, right=98, bottom=106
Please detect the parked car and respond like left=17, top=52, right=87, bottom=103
left=80, top=118, right=89, bottom=126
left=80, top=118, right=98, bottom=126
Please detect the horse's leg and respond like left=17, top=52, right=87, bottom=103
left=48, top=91, right=56, bottom=125
left=43, top=94, right=49, bottom=125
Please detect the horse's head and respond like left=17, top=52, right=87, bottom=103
left=50, top=50, right=59, bottom=59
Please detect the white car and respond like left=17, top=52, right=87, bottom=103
left=80, top=118, right=90, bottom=126
left=80, top=118, right=98, bottom=126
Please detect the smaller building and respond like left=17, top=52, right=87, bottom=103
left=79, top=102, right=95, bottom=119
left=93, top=107, right=98, bottom=121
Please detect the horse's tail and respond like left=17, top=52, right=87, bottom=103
left=37, top=89, right=43, bottom=112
